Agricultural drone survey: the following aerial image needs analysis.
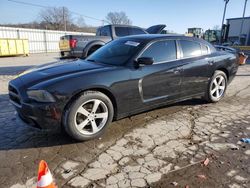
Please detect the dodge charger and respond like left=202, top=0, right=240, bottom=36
left=9, top=35, right=239, bottom=140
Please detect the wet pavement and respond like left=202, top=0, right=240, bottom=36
left=0, top=54, right=249, bottom=188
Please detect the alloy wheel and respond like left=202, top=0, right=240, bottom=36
left=210, top=75, right=226, bottom=100
left=74, top=99, right=108, bottom=135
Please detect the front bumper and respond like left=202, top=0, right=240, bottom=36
left=13, top=101, right=62, bottom=131
left=9, top=80, right=62, bottom=131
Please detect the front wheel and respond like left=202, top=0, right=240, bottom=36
left=64, top=91, right=114, bottom=141
left=205, top=70, right=227, bottom=103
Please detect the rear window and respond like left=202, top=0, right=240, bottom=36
left=100, top=26, right=111, bottom=36
left=180, top=40, right=202, bottom=58
left=129, top=28, right=146, bottom=35
left=115, top=27, right=129, bottom=37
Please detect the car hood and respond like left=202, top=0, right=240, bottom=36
left=17, top=59, right=112, bottom=87
left=146, top=24, right=166, bottom=34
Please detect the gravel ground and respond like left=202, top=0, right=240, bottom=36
left=0, top=54, right=249, bottom=188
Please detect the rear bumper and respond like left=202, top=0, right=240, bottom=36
left=228, top=63, right=239, bottom=84
left=60, top=50, right=83, bottom=58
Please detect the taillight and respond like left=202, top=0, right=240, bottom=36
left=69, top=39, right=77, bottom=48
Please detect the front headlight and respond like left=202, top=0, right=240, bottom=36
left=27, top=90, right=55, bottom=102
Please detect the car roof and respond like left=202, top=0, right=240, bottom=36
left=101, top=24, right=143, bottom=28
left=119, top=34, right=214, bottom=48
left=120, top=34, right=196, bottom=41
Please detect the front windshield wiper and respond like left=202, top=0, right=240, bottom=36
left=86, top=59, right=107, bottom=65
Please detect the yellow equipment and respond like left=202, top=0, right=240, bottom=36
left=0, top=38, right=29, bottom=57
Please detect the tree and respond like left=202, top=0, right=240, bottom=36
left=105, top=11, right=132, bottom=25
left=39, top=6, right=73, bottom=30
left=213, top=25, right=221, bottom=30
left=76, top=16, right=86, bottom=28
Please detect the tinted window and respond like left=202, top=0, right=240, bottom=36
left=115, top=27, right=129, bottom=37
left=180, top=40, right=202, bottom=58
left=100, top=26, right=111, bottom=36
left=96, top=28, right=101, bottom=36
left=129, top=28, right=146, bottom=35
left=201, top=44, right=209, bottom=55
left=87, top=39, right=142, bottom=65
left=140, top=40, right=176, bottom=63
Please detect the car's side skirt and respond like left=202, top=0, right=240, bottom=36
left=115, top=92, right=205, bottom=121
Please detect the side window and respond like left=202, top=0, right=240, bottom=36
left=100, top=26, right=111, bottom=36
left=96, top=28, right=101, bottom=36
left=140, top=40, right=177, bottom=63
left=180, top=40, right=202, bottom=58
left=115, top=27, right=129, bottom=37
left=129, top=28, right=146, bottom=35
left=201, top=44, right=209, bottom=55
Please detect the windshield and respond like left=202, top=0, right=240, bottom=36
left=86, top=39, right=142, bottom=66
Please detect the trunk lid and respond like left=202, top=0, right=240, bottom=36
left=59, top=35, right=70, bottom=51
left=146, top=24, right=166, bottom=34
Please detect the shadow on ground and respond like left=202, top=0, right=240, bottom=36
left=0, top=93, right=206, bottom=151
left=0, top=66, right=33, bottom=75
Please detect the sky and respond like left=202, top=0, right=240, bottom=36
left=0, top=0, right=249, bottom=33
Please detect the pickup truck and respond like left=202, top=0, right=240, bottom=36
left=59, top=24, right=166, bottom=58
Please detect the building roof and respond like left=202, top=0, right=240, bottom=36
left=227, top=17, right=250, bottom=21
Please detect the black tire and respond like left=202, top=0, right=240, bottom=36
left=86, top=45, right=102, bottom=57
left=60, top=51, right=65, bottom=57
left=63, top=91, right=114, bottom=141
left=205, top=70, right=227, bottom=103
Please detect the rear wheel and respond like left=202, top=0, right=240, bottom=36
left=205, top=70, right=227, bottom=103
left=64, top=91, right=114, bottom=141
left=86, top=45, right=102, bottom=57
left=60, top=51, right=65, bottom=57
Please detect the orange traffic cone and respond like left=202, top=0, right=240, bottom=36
left=37, top=160, right=57, bottom=188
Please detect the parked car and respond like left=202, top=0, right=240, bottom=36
left=9, top=34, right=239, bottom=141
left=59, top=24, right=166, bottom=58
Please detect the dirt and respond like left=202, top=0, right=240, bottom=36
left=152, top=129, right=250, bottom=188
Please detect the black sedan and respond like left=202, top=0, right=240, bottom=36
left=9, top=35, right=239, bottom=141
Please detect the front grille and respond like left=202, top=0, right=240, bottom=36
left=8, top=84, right=21, bottom=107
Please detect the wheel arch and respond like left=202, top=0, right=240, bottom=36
left=216, top=67, right=229, bottom=80
left=63, top=87, right=118, bottom=122
left=82, top=40, right=105, bottom=58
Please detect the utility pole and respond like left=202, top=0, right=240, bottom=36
left=239, top=0, right=248, bottom=45
left=63, top=7, right=67, bottom=31
left=220, top=0, right=230, bottom=44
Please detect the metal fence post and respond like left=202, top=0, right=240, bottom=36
left=44, top=30, right=48, bottom=53
left=220, top=0, right=229, bottom=44
left=239, top=0, right=248, bottom=45
left=17, top=29, right=20, bottom=39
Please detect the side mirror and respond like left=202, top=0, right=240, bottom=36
left=137, top=57, right=154, bottom=66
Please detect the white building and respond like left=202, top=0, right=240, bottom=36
left=226, top=17, right=250, bottom=46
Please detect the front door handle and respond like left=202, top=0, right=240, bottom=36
left=173, top=68, right=183, bottom=74
left=208, top=60, right=214, bottom=66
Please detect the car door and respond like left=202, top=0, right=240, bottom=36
left=178, top=40, right=211, bottom=97
left=131, top=39, right=183, bottom=106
